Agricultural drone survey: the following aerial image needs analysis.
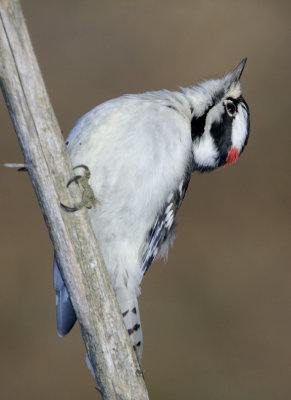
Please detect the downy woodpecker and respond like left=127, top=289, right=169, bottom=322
left=54, top=59, right=250, bottom=368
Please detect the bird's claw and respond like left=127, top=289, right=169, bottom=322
left=61, top=165, right=97, bottom=212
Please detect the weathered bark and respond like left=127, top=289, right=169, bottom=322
left=0, top=1, right=149, bottom=399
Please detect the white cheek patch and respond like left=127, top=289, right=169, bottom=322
left=232, top=104, right=249, bottom=151
left=193, top=130, right=218, bottom=168
left=192, top=103, right=223, bottom=168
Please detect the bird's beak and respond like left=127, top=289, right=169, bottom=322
left=226, top=58, right=247, bottom=84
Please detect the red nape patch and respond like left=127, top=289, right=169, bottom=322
left=226, top=147, right=239, bottom=165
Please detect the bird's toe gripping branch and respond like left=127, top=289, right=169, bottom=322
left=60, top=165, right=97, bottom=212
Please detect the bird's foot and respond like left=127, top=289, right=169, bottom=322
left=61, top=165, right=97, bottom=212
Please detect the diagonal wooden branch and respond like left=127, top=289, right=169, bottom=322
left=0, top=1, right=149, bottom=399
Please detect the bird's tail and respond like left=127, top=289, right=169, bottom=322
left=85, top=289, right=143, bottom=380
left=115, top=287, right=143, bottom=364
left=54, top=259, right=143, bottom=376
left=53, top=257, right=77, bottom=337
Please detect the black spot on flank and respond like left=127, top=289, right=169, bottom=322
left=65, top=141, right=69, bottom=146
left=79, top=142, right=82, bottom=146
left=132, top=307, right=137, bottom=314
left=133, top=323, right=140, bottom=331
left=136, top=341, right=141, bottom=347
left=127, top=323, right=140, bottom=336
left=122, top=310, right=129, bottom=317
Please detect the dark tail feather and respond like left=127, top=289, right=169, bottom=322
left=86, top=290, right=143, bottom=380
left=53, top=258, right=76, bottom=337
left=116, top=289, right=143, bottom=364
left=53, top=259, right=143, bottom=376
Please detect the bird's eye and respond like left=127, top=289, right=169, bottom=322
left=225, top=101, right=236, bottom=117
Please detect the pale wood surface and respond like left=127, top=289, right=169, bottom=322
left=0, top=1, right=149, bottom=398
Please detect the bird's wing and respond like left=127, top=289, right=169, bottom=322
left=141, top=173, right=191, bottom=277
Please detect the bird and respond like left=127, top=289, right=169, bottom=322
left=53, top=58, right=250, bottom=369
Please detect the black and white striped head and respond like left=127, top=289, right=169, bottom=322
left=184, top=58, right=250, bottom=172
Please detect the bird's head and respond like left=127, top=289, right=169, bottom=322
left=183, top=58, right=250, bottom=172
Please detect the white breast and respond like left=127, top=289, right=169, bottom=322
left=67, top=95, right=192, bottom=294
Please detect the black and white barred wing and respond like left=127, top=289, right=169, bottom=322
left=141, top=175, right=191, bottom=278
left=141, top=196, right=176, bottom=277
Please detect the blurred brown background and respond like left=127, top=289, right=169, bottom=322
left=1, top=1, right=290, bottom=399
